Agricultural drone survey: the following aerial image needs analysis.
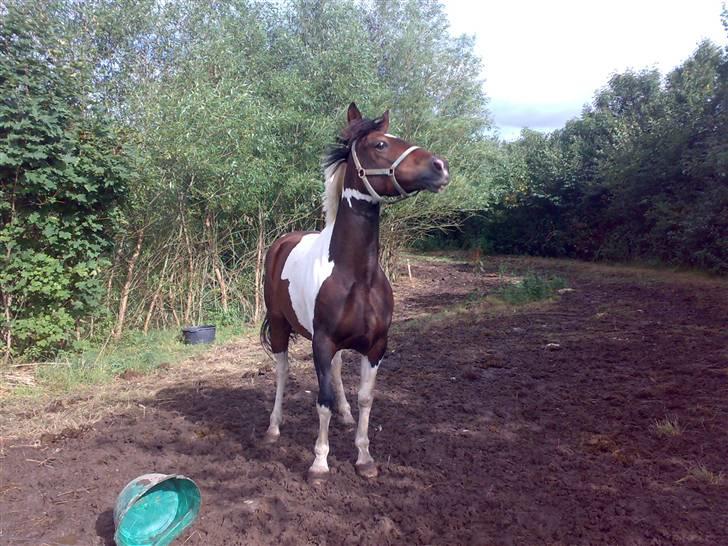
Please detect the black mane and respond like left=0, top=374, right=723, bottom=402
left=322, top=116, right=387, bottom=169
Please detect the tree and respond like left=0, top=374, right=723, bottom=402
left=0, top=4, right=129, bottom=359
left=474, top=38, right=727, bottom=273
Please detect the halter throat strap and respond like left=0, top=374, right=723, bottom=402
left=350, top=139, right=420, bottom=203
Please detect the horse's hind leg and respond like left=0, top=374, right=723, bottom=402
left=331, top=351, right=355, bottom=426
left=355, top=353, right=380, bottom=479
left=264, top=317, right=291, bottom=444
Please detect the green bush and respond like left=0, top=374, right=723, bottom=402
left=0, top=8, right=129, bottom=359
left=451, top=40, right=728, bottom=274
left=497, top=272, right=566, bottom=305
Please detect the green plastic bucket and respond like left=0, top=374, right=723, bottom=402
left=113, top=473, right=201, bottom=546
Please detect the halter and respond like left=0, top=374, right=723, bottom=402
left=350, top=139, right=421, bottom=203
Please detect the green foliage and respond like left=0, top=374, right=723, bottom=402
left=31, top=324, right=246, bottom=393
left=68, top=0, right=496, bottom=328
left=2, top=0, right=496, bottom=358
left=496, top=272, right=566, bottom=305
left=0, top=5, right=129, bottom=359
left=471, top=40, right=728, bottom=273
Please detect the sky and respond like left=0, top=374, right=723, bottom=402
left=443, top=0, right=727, bottom=140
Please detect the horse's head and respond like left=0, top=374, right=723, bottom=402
left=344, top=102, right=450, bottom=201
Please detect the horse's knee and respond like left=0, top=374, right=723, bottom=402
left=358, top=390, right=373, bottom=408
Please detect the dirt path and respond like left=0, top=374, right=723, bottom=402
left=2, top=255, right=727, bottom=545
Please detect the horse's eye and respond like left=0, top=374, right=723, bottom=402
left=375, top=141, right=387, bottom=150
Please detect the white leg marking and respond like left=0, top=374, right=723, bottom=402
left=309, top=404, right=332, bottom=474
left=355, top=356, right=380, bottom=466
left=265, top=351, right=289, bottom=439
left=332, top=351, right=354, bottom=425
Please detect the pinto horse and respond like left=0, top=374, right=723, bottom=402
left=260, top=103, right=450, bottom=482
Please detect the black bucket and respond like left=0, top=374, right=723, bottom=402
left=181, top=325, right=216, bottom=345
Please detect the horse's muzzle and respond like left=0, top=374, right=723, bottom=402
left=429, top=157, right=450, bottom=192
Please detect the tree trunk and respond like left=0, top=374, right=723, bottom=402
left=113, top=230, right=144, bottom=340
left=143, top=253, right=169, bottom=334
left=206, top=212, right=228, bottom=314
left=2, top=292, right=12, bottom=364
left=254, top=206, right=265, bottom=323
left=213, top=261, right=228, bottom=314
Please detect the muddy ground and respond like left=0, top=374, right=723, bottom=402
left=2, top=255, right=727, bottom=545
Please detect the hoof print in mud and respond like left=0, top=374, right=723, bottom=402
left=355, top=462, right=379, bottom=479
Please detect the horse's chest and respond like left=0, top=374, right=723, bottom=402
left=337, top=274, right=392, bottom=337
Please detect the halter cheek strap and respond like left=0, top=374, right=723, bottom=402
left=351, top=139, right=420, bottom=203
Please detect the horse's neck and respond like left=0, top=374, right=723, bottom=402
left=329, top=171, right=381, bottom=279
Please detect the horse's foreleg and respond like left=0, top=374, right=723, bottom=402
left=331, top=351, right=355, bottom=425
left=355, top=355, right=380, bottom=479
left=264, top=351, right=289, bottom=443
left=309, top=334, right=336, bottom=483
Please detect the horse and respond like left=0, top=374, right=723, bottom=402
left=260, top=102, right=450, bottom=483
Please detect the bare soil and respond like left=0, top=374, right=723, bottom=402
left=2, top=255, right=727, bottom=545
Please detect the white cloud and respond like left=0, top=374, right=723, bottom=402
left=443, top=0, right=726, bottom=139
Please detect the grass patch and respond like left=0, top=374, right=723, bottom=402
left=677, top=463, right=725, bottom=485
left=403, top=251, right=467, bottom=264
left=496, top=271, right=567, bottom=305
left=4, top=324, right=249, bottom=396
left=653, top=415, right=683, bottom=437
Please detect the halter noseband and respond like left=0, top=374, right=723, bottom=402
left=350, top=139, right=420, bottom=203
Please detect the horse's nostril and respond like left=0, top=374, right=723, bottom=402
left=433, top=158, right=445, bottom=172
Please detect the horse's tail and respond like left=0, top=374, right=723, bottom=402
left=260, top=315, right=273, bottom=358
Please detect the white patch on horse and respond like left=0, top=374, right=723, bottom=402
left=342, top=187, right=377, bottom=207
left=355, top=357, right=380, bottom=466
left=281, top=223, right=335, bottom=335
left=265, top=351, right=289, bottom=440
left=310, top=403, right=332, bottom=474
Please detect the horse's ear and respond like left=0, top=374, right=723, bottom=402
left=347, top=102, right=362, bottom=123
left=377, top=110, right=390, bottom=133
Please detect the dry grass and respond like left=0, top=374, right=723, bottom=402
left=677, top=462, right=725, bottom=485
left=0, top=335, right=268, bottom=444
left=653, top=415, right=683, bottom=437
left=0, top=363, right=39, bottom=395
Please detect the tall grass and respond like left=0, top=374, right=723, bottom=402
left=497, top=271, right=567, bottom=305
left=18, top=325, right=248, bottom=394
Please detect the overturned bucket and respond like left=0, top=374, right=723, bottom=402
left=114, top=473, right=201, bottom=546
left=181, top=325, right=216, bottom=345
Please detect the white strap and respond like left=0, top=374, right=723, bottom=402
left=350, top=139, right=420, bottom=202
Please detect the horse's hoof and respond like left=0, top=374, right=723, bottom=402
left=307, top=470, right=330, bottom=486
left=262, top=431, right=280, bottom=445
left=355, top=462, right=378, bottom=479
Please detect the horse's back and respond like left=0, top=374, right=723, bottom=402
left=264, top=230, right=312, bottom=281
